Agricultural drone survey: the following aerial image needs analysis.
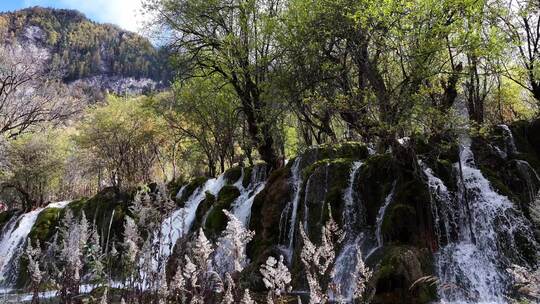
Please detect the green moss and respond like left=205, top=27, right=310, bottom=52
left=242, top=166, right=254, bottom=188
left=224, top=166, right=243, bottom=184
left=374, top=246, right=437, bottom=304
left=248, top=166, right=292, bottom=260
left=301, top=159, right=354, bottom=241
left=193, top=192, right=216, bottom=231
left=302, top=158, right=353, bottom=181
left=29, top=207, right=64, bottom=244
left=68, top=188, right=131, bottom=246
left=478, top=164, right=517, bottom=201
left=167, top=178, right=185, bottom=202
left=434, top=159, right=456, bottom=190
left=315, top=142, right=369, bottom=160
left=358, top=153, right=396, bottom=225
left=382, top=204, right=416, bottom=241
left=179, top=177, right=208, bottom=205
left=204, top=185, right=240, bottom=238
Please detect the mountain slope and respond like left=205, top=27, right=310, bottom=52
left=0, top=7, right=170, bottom=86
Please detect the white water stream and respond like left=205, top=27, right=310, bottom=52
left=154, top=175, right=226, bottom=264
left=232, top=164, right=267, bottom=227
left=426, top=132, right=538, bottom=303
left=279, top=157, right=303, bottom=262
left=0, top=201, right=71, bottom=285
left=330, top=161, right=364, bottom=301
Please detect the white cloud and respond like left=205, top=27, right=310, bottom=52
left=23, top=0, right=146, bottom=33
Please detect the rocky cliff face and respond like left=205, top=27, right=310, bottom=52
left=0, top=7, right=170, bottom=96
left=1, top=121, right=539, bottom=303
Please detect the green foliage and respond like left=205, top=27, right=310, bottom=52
left=155, top=77, right=241, bottom=176
left=2, top=130, right=69, bottom=207
left=74, top=95, right=167, bottom=189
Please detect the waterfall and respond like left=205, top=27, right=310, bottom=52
left=514, top=159, right=540, bottom=203
left=175, top=184, right=187, bottom=200
left=342, top=162, right=363, bottom=232
left=374, top=182, right=396, bottom=249
left=420, top=161, right=456, bottom=246
left=498, top=124, right=517, bottom=156
left=232, top=164, right=267, bottom=226
left=0, top=201, right=71, bottom=285
left=279, top=156, right=303, bottom=261
left=330, top=161, right=364, bottom=302
left=432, top=134, right=539, bottom=303
left=154, top=175, right=226, bottom=265
left=365, top=182, right=396, bottom=259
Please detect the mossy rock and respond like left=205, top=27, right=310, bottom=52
left=204, top=185, right=240, bottom=239
left=224, top=166, right=243, bottom=184
left=416, top=133, right=460, bottom=164
left=382, top=175, right=435, bottom=248
left=314, top=142, right=369, bottom=160
left=510, top=120, right=540, bottom=170
left=167, top=178, right=185, bottom=203
left=477, top=164, right=517, bottom=199
left=372, top=246, right=436, bottom=304
left=28, top=207, right=64, bottom=245
left=416, top=133, right=459, bottom=191
left=179, top=177, right=208, bottom=206
left=248, top=166, right=291, bottom=260
left=242, top=166, right=254, bottom=188
left=68, top=187, right=131, bottom=248
left=357, top=153, right=397, bottom=226
left=293, top=142, right=368, bottom=175
left=472, top=132, right=540, bottom=217
left=382, top=204, right=416, bottom=244
left=301, top=159, right=355, bottom=241
left=193, top=192, right=216, bottom=231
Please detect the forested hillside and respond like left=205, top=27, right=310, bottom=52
left=0, top=7, right=170, bottom=82
left=0, top=0, right=539, bottom=303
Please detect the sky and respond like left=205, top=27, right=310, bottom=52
left=0, top=0, right=146, bottom=33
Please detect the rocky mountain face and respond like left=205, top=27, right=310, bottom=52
left=1, top=120, right=539, bottom=303
left=0, top=7, right=170, bottom=96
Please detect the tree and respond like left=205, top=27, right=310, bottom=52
left=496, top=0, right=540, bottom=104
left=0, top=45, right=77, bottom=138
left=152, top=78, right=240, bottom=177
left=74, top=96, right=163, bottom=189
left=1, top=130, right=66, bottom=210
left=144, top=0, right=285, bottom=169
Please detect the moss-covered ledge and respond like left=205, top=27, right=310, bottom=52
left=203, top=185, right=241, bottom=239
left=372, top=246, right=436, bottom=304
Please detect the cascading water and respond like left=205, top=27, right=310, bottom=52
left=432, top=134, right=539, bottom=303
left=175, top=184, right=187, bottom=200
left=421, top=162, right=456, bottom=246
left=279, top=156, right=303, bottom=261
left=330, top=161, right=365, bottom=301
left=365, top=181, right=397, bottom=259
left=498, top=124, right=517, bottom=156
left=232, top=164, right=267, bottom=226
left=514, top=159, right=540, bottom=203
left=374, top=182, right=396, bottom=249
left=0, top=201, right=71, bottom=286
left=154, top=175, right=226, bottom=263
left=213, top=165, right=267, bottom=275
left=302, top=163, right=330, bottom=235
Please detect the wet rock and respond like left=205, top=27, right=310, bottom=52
left=372, top=246, right=436, bottom=304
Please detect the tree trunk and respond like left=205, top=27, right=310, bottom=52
left=531, top=78, right=540, bottom=105
left=238, top=88, right=280, bottom=170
